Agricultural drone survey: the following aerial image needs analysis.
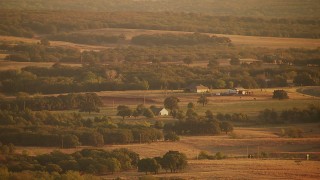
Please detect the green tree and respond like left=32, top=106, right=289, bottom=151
left=143, top=108, right=155, bottom=118
left=164, top=132, right=180, bottom=141
left=63, top=134, right=80, bottom=148
left=105, top=158, right=121, bottom=174
left=61, top=171, right=84, bottom=180
left=293, top=72, right=316, bottom=86
left=219, top=122, right=234, bottom=134
left=197, top=94, right=209, bottom=107
left=117, top=105, right=132, bottom=120
left=162, top=151, right=187, bottom=173
left=164, top=96, right=180, bottom=112
left=154, top=121, right=164, bottom=129
left=46, top=164, right=63, bottom=173
left=272, top=90, right=289, bottom=100
left=205, top=110, right=214, bottom=120
left=79, top=93, right=102, bottom=114
left=138, top=158, right=160, bottom=174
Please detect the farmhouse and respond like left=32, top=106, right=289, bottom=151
left=159, top=108, right=169, bottom=116
left=185, top=84, right=209, bottom=93
left=151, top=107, right=169, bottom=116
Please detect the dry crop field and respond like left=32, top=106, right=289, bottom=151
left=15, top=124, right=320, bottom=179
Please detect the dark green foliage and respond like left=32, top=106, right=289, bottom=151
left=198, top=151, right=214, bottom=160
left=167, top=118, right=221, bottom=135
left=161, top=151, right=187, bottom=173
left=1, top=148, right=138, bottom=175
left=198, top=151, right=227, bottom=160
left=138, top=158, right=160, bottom=174
left=164, top=132, right=180, bottom=142
left=154, top=121, right=164, bottom=129
left=260, top=105, right=320, bottom=123
left=132, top=33, right=231, bottom=46
left=0, top=9, right=319, bottom=39
left=164, top=96, right=180, bottom=112
left=294, top=72, right=317, bottom=86
left=0, top=61, right=319, bottom=94
left=219, top=122, right=234, bottom=134
left=197, top=94, right=209, bottom=107
left=259, top=108, right=280, bottom=123
left=143, top=108, right=154, bottom=118
left=78, top=93, right=102, bottom=114
left=62, top=134, right=80, bottom=148
left=0, top=93, right=102, bottom=112
left=273, top=90, right=289, bottom=100
left=117, top=105, right=132, bottom=120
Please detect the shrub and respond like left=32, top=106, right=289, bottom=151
left=273, top=90, right=289, bottom=100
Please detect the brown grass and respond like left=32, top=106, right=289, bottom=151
left=0, top=60, right=82, bottom=71
left=0, top=35, right=110, bottom=52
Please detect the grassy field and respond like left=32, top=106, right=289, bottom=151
left=0, top=35, right=110, bottom=52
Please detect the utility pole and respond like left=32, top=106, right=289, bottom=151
left=139, top=133, right=142, bottom=144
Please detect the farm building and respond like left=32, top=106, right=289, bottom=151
left=150, top=107, right=169, bottom=116
left=223, top=87, right=253, bottom=95
left=159, top=108, right=169, bottom=116
left=185, top=84, right=209, bottom=93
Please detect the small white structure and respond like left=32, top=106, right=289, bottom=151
left=159, top=108, right=169, bottom=116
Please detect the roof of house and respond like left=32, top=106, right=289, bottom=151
left=151, top=107, right=168, bottom=114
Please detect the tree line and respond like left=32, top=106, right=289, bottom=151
left=131, top=33, right=231, bottom=46
left=0, top=147, right=188, bottom=177
left=0, top=10, right=319, bottom=38
left=1, top=63, right=318, bottom=95
left=259, top=105, right=320, bottom=124
left=0, top=106, right=165, bottom=147
left=0, top=93, right=102, bottom=112
left=2, top=41, right=319, bottom=68
left=1, top=43, right=80, bottom=62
